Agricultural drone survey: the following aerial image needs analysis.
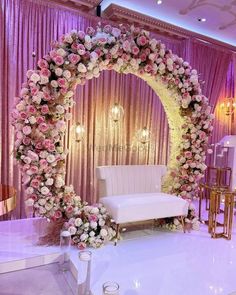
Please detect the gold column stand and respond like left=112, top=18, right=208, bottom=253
left=0, top=184, right=17, bottom=217
left=209, top=189, right=235, bottom=240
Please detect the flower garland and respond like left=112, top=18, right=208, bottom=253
left=12, top=24, right=213, bottom=246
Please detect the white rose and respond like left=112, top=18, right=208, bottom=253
left=32, top=96, right=41, bottom=104
left=178, top=67, right=185, bottom=74
left=40, top=76, right=49, bottom=84
left=77, top=63, right=87, bottom=73
left=57, top=48, right=67, bottom=57
left=26, top=187, right=34, bottom=195
left=55, top=68, right=63, bottom=76
left=90, top=221, right=97, bottom=229
left=56, top=105, right=65, bottom=114
left=45, top=203, right=53, bottom=211
left=41, top=186, right=50, bottom=195
left=158, top=63, right=165, bottom=71
left=39, top=151, right=48, bottom=159
left=89, top=231, right=95, bottom=237
left=64, top=34, right=73, bottom=43
left=28, top=116, right=36, bottom=124
left=25, top=198, right=34, bottom=206
left=100, top=228, right=108, bottom=237
left=99, top=219, right=105, bottom=227
left=46, top=154, right=55, bottom=163
left=73, top=218, right=82, bottom=227
left=63, top=70, right=71, bottom=79
left=38, top=198, right=46, bottom=206
left=51, top=80, right=58, bottom=88
left=80, top=233, right=88, bottom=241
left=91, top=207, right=99, bottom=214
left=30, top=73, right=40, bottom=83
left=68, top=226, right=77, bottom=235
left=45, top=178, right=54, bottom=186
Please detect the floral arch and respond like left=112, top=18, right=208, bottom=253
left=12, top=24, right=213, bottom=247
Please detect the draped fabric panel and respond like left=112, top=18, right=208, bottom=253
left=0, top=0, right=235, bottom=218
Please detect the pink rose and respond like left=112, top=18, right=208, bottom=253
left=20, top=112, right=27, bottom=120
left=41, top=105, right=49, bottom=114
left=31, top=87, right=39, bottom=96
left=78, top=242, right=86, bottom=250
left=36, top=116, right=45, bottom=124
left=86, top=26, right=95, bottom=36
left=35, top=142, right=43, bottom=150
left=140, top=53, right=147, bottom=62
left=39, top=159, right=48, bottom=168
left=38, top=123, right=49, bottom=133
left=89, top=214, right=98, bottom=222
left=144, top=64, right=153, bottom=73
left=50, top=50, right=58, bottom=59
left=122, top=40, right=131, bottom=52
left=22, top=126, right=32, bottom=135
left=43, top=139, right=52, bottom=148
left=27, top=106, right=36, bottom=114
left=68, top=53, right=80, bottom=64
left=137, top=35, right=147, bottom=46
left=57, top=78, right=66, bottom=87
left=48, top=144, right=55, bottom=152
left=77, top=44, right=86, bottom=55
left=54, top=210, right=62, bottom=219
left=43, top=92, right=52, bottom=101
left=30, top=166, right=39, bottom=174
left=66, top=206, right=73, bottom=214
left=31, top=178, right=40, bottom=189
left=132, top=46, right=139, bottom=55
left=103, top=25, right=112, bottom=34
left=23, top=137, right=31, bottom=145
left=37, top=59, right=49, bottom=69
left=53, top=55, right=64, bottom=66
left=40, top=68, right=51, bottom=77
left=78, top=31, right=85, bottom=40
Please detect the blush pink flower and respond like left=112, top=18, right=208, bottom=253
left=27, top=106, right=36, bottom=114
left=78, top=31, right=85, bottom=40
left=54, top=210, right=62, bottom=219
left=31, top=178, right=40, bottom=189
left=20, top=112, right=27, bottom=120
left=36, top=116, right=45, bottom=124
left=39, top=159, right=48, bottom=168
left=77, top=44, right=86, bottom=55
left=38, top=123, right=49, bottom=133
left=40, top=68, right=51, bottom=77
left=53, top=55, right=64, bottom=66
left=131, top=46, right=139, bottom=55
left=41, top=105, right=49, bottom=114
left=68, top=53, right=81, bottom=64
left=140, top=53, right=147, bottom=62
left=86, top=26, right=95, bottom=36
left=22, top=126, right=32, bottom=135
left=137, top=35, right=147, bottom=46
left=37, top=59, right=49, bottom=69
left=23, top=137, right=31, bottom=145
left=57, top=78, right=67, bottom=87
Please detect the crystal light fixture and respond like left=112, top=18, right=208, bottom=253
left=110, top=103, right=124, bottom=123
left=75, top=122, right=85, bottom=142
left=136, top=127, right=151, bottom=144
left=220, top=97, right=236, bottom=116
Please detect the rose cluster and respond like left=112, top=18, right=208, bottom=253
left=65, top=203, right=116, bottom=249
left=12, top=24, right=213, bottom=240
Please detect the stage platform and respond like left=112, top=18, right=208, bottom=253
left=1, top=217, right=236, bottom=295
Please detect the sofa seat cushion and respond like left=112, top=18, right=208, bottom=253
left=101, top=193, right=189, bottom=224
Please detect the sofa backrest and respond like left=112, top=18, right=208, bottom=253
left=96, top=165, right=167, bottom=198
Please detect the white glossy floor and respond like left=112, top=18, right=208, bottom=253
left=1, top=214, right=236, bottom=295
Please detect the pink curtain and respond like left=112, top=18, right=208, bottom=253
left=0, top=0, right=235, bottom=218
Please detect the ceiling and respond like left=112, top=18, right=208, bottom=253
left=101, top=0, right=236, bottom=46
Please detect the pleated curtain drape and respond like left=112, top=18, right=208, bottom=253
left=0, top=0, right=235, bottom=219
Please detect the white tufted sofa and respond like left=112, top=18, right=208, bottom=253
left=96, top=165, right=188, bottom=243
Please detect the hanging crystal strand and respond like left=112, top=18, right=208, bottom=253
left=78, top=250, right=93, bottom=295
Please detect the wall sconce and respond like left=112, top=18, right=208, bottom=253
left=220, top=97, right=236, bottom=116
left=136, top=127, right=151, bottom=144
left=75, top=122, right=85, bottom=142
left=110, top=103, right=124, bottom=123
